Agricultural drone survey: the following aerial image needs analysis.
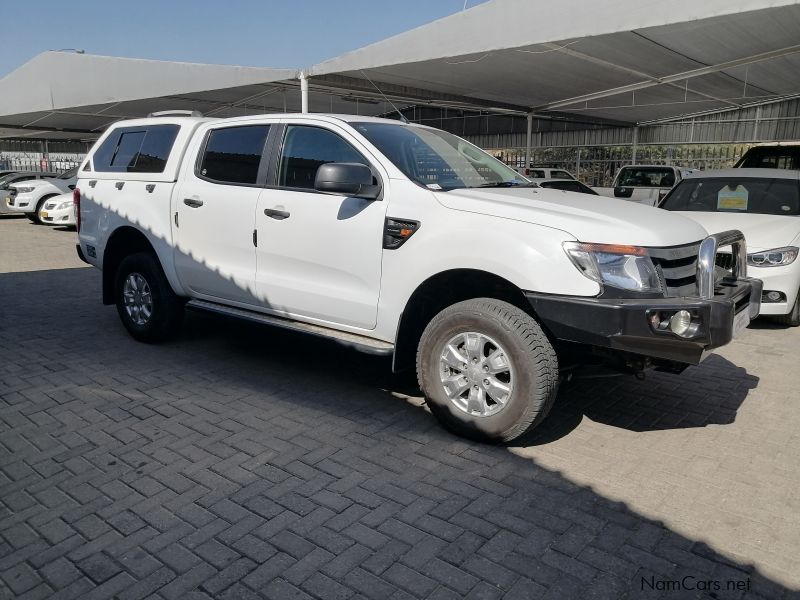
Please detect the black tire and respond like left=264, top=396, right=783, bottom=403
left=114, top=252, right=184, bottom=343
left=417, top=298, right=559, bottom=443
left=30, top=194, right=58, bottom=225
left=774, top=290, right=800, bottom=327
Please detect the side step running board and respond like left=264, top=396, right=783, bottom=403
left=186, top=299, right=394, bottom=356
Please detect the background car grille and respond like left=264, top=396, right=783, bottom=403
left=648, top=243, right=701, bottom=297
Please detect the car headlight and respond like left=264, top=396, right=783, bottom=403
left=563, top=241, right=662, bottom=292
left=15, top=186, right=35, bottom=193
left=747, top=246, right=798, bottom=267
left=55, top=201, right=72, bottom=210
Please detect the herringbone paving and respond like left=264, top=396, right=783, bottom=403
left=1, top=217, right=799, bottom=599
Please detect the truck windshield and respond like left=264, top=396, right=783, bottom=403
left=660, top=177, right=800, bottom=216
left=735, top=146, right=800, bottom=169
left=352, top=122, right=529, bottom=190
left=617, top=166, right=675, bottom=188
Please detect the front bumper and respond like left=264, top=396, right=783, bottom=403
left=526, top=276, right=761, bottom=365
left=527, top=229, right=762, bottom=366
left=5, top=193, right=34, bottom=213
left=748, top=262, right=800, bottom=316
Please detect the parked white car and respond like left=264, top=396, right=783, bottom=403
left=38, top=191, right=76, bottom=227
left=5, top=167, right=78, bottom=223
left=595, top=165, right=694, bottom=206
left=660, top=168, right=800, bottom=326
left=76, top=114, right=760, bottom=441
left=515, top=166, right=576, bottom=179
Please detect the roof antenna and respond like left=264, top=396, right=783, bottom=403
left=359, top=70, right=409, bottom=123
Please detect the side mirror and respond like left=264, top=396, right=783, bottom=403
left=315, top=163, right=380, bottom=200
left=614, top=186, right=633, bottom=198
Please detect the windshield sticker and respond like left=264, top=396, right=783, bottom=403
left=426, top=183, right=443, bottom=190
left=717, top=185, right=749, bottom=211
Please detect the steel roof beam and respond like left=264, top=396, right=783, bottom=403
left=533, top=43, right=800, bottom=112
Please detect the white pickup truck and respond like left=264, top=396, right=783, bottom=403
left=595, top=165, right=693, bottom=206
left=76, top=114, right=761, bottom=442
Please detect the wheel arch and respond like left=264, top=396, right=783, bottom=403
left=102, top=227, right=159, bottom=305
left=392, top=268, right=532, bottom=372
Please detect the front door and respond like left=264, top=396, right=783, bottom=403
left=255, top=123, right=387, bottom=329
left=173, top=124, right=270, bottom=305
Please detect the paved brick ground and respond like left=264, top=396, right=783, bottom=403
left=1, top=216, right=799, bottom=599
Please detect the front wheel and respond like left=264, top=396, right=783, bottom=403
left=774, top=289, right=800, bottom=327
left=114, top=252, right=184, bottom=342
left=417, top=298, right=559, bottom=443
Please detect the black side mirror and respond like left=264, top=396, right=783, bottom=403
left=315, top=163, right=380, bottom=200
left=614, top=186, right=633, bottom=198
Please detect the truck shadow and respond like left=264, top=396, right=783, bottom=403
left=0, top=265, right=795, bottom=598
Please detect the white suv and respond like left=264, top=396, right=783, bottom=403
left=75, top=114, right=761, bottom=441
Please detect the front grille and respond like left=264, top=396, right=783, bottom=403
left=45, top=202, right=57, bottom=210
left=648, top=242, right=701, bottom=298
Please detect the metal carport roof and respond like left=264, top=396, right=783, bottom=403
left=1, top=0, right=799, bottom=140
left=310, top=0, right=800, bottom=125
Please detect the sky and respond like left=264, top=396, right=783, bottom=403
left=1, top=0, right=489, bottom=78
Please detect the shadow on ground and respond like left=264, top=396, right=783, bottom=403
left=0, top=267, right=793, bottom=599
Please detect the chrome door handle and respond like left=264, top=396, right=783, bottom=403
left=264, top=208, right=290, bottom=220
left=183, top=198, right=204, bottom=208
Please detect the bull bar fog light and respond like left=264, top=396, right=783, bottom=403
left=669, top=310, right=692, bottom=336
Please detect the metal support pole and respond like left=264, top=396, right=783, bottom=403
left=631, top=126, right=639, bottom=164
left=753, top=105, right=762, bottom=141
left=525, top=113, right=533, bottom=173
left=300, top=71, right=309, bottom=114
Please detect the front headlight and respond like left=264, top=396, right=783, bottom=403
left=747, top=246, right=798, bottom=267
left=563, top=241, right=662, bottom=292
left=55, top=201, right=72, bottom=210
left=15, top=186, right=35, bottom=193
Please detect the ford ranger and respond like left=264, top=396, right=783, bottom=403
left=75, top=113, right=761, bottom=442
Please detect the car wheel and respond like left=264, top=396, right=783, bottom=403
left=417, top=298, right=559, bottom=443
left=774, top=289, right=800, bottom=327
left=31, top=195, right=57, bottom=225
left=114, top=252, right=185, bottom=342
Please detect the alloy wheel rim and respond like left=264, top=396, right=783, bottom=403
left=438, top=331, right=514, bottom=417
left=122, top=272, right=153, bottom=326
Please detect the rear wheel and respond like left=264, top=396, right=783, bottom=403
left=774, top=289, right=800, bottom=327
left=417, top=298, right=559, bottom=443
left=114, top=252, right=184, bottom=342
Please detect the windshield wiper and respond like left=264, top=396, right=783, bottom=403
left=474, top=181, right=534, bottom=188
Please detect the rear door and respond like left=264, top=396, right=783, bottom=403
left=254, top=121, right=388, bottom=329
left=173, top=123, right=272, bottom=305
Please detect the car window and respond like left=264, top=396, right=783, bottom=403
left=530, top=169, right=546, bottom=178
left=93, top=124, right=180, bottom=173
left=57, top=167, right=78, bottom=180
left=198, top=125, right=270, bottom=185
left=737, top=147, right=800, bottom=169
left=278, top=125, right=367, bottom=190
left=617, top=167, right=675, bottom=187
left=551, top=170, right=573, bottom=179
left=661, top=177, right=800, bottom=216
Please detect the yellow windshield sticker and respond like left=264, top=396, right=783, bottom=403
left=717, top=185, right=749, bottom=211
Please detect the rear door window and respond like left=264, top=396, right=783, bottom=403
left=93, top=124, right=180, bottom=173
left=198, top=125, right=270, bottom=185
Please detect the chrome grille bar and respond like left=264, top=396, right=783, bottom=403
left=697, top=230, right=747, bottom=299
